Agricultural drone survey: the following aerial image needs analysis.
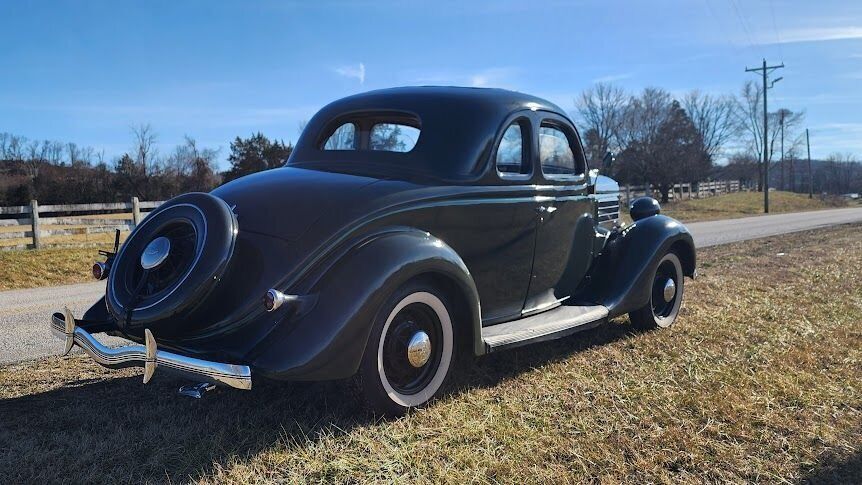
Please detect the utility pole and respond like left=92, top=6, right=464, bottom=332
left=806, top=128, right=813, bottom=199
left=746, top=59, right=784, bottom=213
left=779, top=110, right=785, bottom=191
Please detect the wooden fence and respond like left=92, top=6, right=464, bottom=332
left=0, top=198, right=163, bottom=251
left=620, top=180, right=744, bottom=205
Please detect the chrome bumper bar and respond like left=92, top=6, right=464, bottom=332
left=50, top=308, right=252, bottom=390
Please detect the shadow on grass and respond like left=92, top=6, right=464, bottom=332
left=0, top=321, right=637, bottom=483
left=801, top=448, right=862, bottom=484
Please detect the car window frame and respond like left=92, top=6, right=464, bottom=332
left=494, top=117, right=533, bottom=181
left=537, top=116, right=587, bottom=183
left=322, top=121, right=359, bottom=151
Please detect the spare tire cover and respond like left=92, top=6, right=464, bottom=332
left=107, top=192, right=238, bottom=334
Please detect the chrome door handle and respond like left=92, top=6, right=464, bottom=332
left=536, top=205, right=557, bottom=214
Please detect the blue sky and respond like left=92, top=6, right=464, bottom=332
left=1, top=0, right=861, bottom=169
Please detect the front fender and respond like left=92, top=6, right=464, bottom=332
left=248, top=228, right=481, bottom=381
left=584, top=215, right=695, bottom=318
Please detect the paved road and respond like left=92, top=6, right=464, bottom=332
left=687, top=207, right=862, bottom=247
left=0, top=280, right=123, bottom=364
left=1, top=207, right=861, bottom=364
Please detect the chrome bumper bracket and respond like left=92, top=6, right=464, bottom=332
left=51, top=309, right=252, bottom=390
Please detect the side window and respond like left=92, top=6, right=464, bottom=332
left=496, top=121, right=529, bottom=175
left=539, top=124, right=577, bottom=176
left=370, top=123, right=420, bottom=152
left=323, top=122, right=356, bottom=150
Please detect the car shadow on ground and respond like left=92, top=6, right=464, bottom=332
left=800, top=448, right=862, bottom=484
left=0, top=320, right=776, bottom=482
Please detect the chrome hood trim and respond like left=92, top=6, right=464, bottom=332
left=50, top=310, right=252, bottom=390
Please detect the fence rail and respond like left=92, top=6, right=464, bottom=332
left=0, top=198, right=164, bottom=251
left=620, top=180, right=744, bottom=205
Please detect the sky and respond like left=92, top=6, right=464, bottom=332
left=1, top=0, right=861, bottom=170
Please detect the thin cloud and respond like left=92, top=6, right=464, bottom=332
left=468, top=68, right=517, bottom=88
left=591, top=73, right=633, bottom=83
left=334, top=63, right=366, bottom=84
left=403, top=67, right=516, bottom=89
left=758, top=26, right=862, bottom=45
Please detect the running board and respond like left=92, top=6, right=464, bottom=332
left=482, top=304, right=609, bottom=352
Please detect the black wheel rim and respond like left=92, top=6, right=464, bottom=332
left=382, top=302, right=443, bottom=395
left=651, top=259, right=678, bottom=318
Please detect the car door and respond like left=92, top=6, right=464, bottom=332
left=523, top=115, right=596, bottom=314
left=467, top=116, right=539, bottom=324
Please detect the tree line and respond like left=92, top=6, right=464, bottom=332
left=576, top=81, right=861, bottom=200
left=2, top=81, right=860, bottom=207
left=0, top=126, right=292, bottom=206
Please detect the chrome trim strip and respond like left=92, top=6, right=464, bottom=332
left=521, top=295, right=571, bottom=316
left=50, top=313, right=251, bottom=390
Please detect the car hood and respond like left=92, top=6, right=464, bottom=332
left=211, top=167, right=379, bottom=241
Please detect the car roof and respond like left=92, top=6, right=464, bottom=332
left=288, top=86, right=571, bottom=181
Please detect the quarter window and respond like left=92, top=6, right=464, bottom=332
left=539, top=125, right=576, bottom=176
left=496, top=122, right=529, bottom=175
left=322, top=122, right=356, bottom=150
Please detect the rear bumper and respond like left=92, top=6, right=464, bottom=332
left=50, top=310, right=252, bottom=390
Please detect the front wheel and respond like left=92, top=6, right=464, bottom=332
left=358, top=281, right=457, bottom=416
left=629, top=252, right=684, bottom=330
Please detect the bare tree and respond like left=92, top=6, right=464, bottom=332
left=682, top=90, right=738, bottom=162
left=132, top=123, right=158, bottom=174
left=615, top=87, right=674, bottom=184
left=574, top=83, right=627, bottom=163
left=23, top=139, right=43, bottom=178
left=45, top=140, right=64, bottom=164
left=735, top=81, right=805, bottom=191
left=65, top=142, right=80, bottom=166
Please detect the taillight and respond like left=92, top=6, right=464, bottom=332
left=92, top=262, right=109, bottom=280
left=264, top=289, right=292, bottom=312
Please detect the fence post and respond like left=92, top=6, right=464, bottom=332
left=131, top=197, right=141, bottom=228
left=30, top=199, right=41, bottom=249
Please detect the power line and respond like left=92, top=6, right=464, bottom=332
left=745, top=58, right=785, bottom=213
left=767, top=0, right=785, bottom=60
left=728, top=0, right=756, bottom=48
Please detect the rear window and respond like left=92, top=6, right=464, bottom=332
left=370, top=123, right=420, bottom=152
left=321, top=114, right=420, bottom=153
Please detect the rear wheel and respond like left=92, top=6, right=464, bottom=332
left=629, top=252, right=684, bottom=330
left=358, top=280, right=456, bottom=416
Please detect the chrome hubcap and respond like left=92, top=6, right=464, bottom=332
left=406, top=331, right=432, bottom=368
left=662, top=278, right=676, bottom=303
left=140, top=236, right=171, bottom=270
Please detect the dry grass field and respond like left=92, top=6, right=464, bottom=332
left=0, top=246, right=100, bottom=291
left=661, top=190, right=845, bottom=222
left=1, top=224, right=860, bottom=483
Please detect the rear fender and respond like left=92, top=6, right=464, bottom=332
left=584, top=215, right=695, bottom=318
left=248, top=228, right=482, bottom=381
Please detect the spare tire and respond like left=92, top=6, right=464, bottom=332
left=107, top=192, right=238, bottom=336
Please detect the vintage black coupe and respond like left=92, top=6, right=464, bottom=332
left=52, top=87, right=695, bottom=414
